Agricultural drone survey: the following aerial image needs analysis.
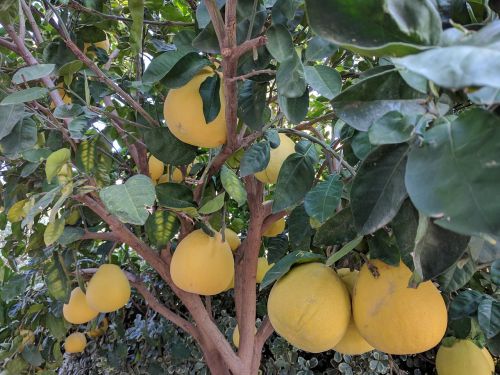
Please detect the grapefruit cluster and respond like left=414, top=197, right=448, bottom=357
left=61, top=264, right=130, bottom=354
left=266, top=260, right=449, bottom=356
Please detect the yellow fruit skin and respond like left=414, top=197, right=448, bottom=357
left=87, top=317, right=109, bottom=338
left=256, top=257, right=274, bottom=284
left=232, top=325, right=257, bottom=348
left=63, top=287, right=99, bottom=324
left=224, top=228, right=241, bottom=251
left=64, top=332, right=87, bottom=353
left=65, top=209, right=80, bottom=225
left=164, top=71, right=226, bottom=148
left=262, top=217, right=286, bottom=237
left=170, top=229, right=234, bottom=295
left=85, top=264, right=131, bottom=313
left=268, top=263, right=351, bottom=353
left=353, top=260, right=447, bottom=355
left=436, top=340, right=494, bottom=375
left=157, top=164, right=191, bottom=184
left=255, top=134, right=295, bottom=184
left=18, top=330, right=35, bottom=351
left=148, top=155, right=164, bottom=182
left=83, top=38, right=110, bottom=56
left=333, top=269, right=374, bottom=355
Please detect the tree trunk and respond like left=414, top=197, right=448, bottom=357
left=199, top=335, right=232, bottom=375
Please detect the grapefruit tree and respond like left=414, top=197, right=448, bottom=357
left=0, top=0, right=498, bottom=374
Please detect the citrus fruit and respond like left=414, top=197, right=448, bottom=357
left=267, top=262, right=351, bottom=353
left=170, top=229, right=234, bottom=295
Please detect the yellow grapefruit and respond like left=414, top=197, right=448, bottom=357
left=224, top=228, right=241, bottom=251
left=333, top=268, right=374, bottom=355
left=353, top=260, right=447, bottom=355
left=436, top=339, right=494, bottom=375
left=64, top=332, right=87, bottom=353
left=85, top=264, right=131, bottom=313
left=170, top=229, right=234, bottom=295
left=164, top=70, right=226, bottom=148
left=256, top=257, right=274, bottom=283
left=267, top=262, right=351, bottom=353
left=63, top=287, right=99, bottom=324
left=148, top=155, right=164, bottom=182
left=262, top=217, right=285, bottom=237
left=255, top=134, right=295, bottom=184
left=232, top=325, right=257, bottom=348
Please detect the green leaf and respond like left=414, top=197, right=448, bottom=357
left=129, top=0, right=144, bottom=54
left=305, top=36, right=338, bottom=62
left=199, top=74, right=222, bottom=124
left=266, top=24, right=294, bottom=62
left=145, top=210, right=180, bottom=247
left=276, top=53, right=307, bottom=98
left=368, top=111, right=414, bottom=145
left=397, top=46, right=499, bottom=89
left=272, top=0, right=301, bottom=25
left=0, top=274, right=28, bottom=302
left=45, top=148, right=71, bottom=182
left=478, top=298, right=500, bottom=339
left=144, top=127, right=197, bottom=166
left=304, top=174, right=342, bottom=224
left=331, top=69, right=426, bottom=131
left=468, top=87, right=500, bottom=106
left=391, top=199, right=418, bottom=268
left=412, top=215, right=470, bottom=281
left=45, top=314, right=67, bottom=340
left=492, top=259, right=500, bottom=285
left=57, top=227, right=85, bottom=245
left=240, top=142, right=270, bottom=177
left=272, top=153, right=315, bottom=213
left=449, top=290, right=484, bottom=320
left=439, top=258, right=477, bottom=292
left=58, top=60, right=84, bottom=76
left=53, top=104, right=83, bottom=119
left=260, top=250, right=325, bottom=290
left=295, top=140, right=319, bottom=165
left=156, top=183, right=195, bottom=209
left=44, top=218, right=65, bottom=246
left=305, top=0, right=442, bottom=57
left=68, top=116, right=90, bottom=139
left=12, top=64, right=56, bottom=84
left=304, top=65, right=342, bottom=100
left=351, top=131, right=375, bottom=160
left=405, top=109, right=500, bottom=240
left=0, top=87, right=48, bottom=105
left=221, top=165, right=247, bottom=206
left=0, top=0, right=19, bottom=24
left=0, top=103, right=25, bottom=141
left=326, top=236, right=363, bottom=266
left=0, top=118, right=37, bottom=158
left=278, top=88, right=309, bottom=124
left=238, top=80, right=269, bottom=131
left=199, top=193, right=225, bottom=214
left=22, top=346, right=43, bottom=367
left=469, top=237, right=500, bottom=265
left=44, top=254, right=70, bottom=301
left=267, top=235, right=289, bottom=263
left=163, top=53, right=211, bottom=89
left=142, top=48, right=192, bottom=84
left=76, top=139, right=97, bottom=173
left=99, top=175, right=156, bottom=225
left=288, top=204, right=314, bottom=250
left=367, top=229, right=401, bottom=266
left=314, top=208, right=357, bottom=246
left=22, top=187, right=60, bottom=228
left=351, top=144, right=409, bottom=235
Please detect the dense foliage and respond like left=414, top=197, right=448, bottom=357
left=0, top=0, right=499, bottom=374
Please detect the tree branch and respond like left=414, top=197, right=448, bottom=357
left=0, top=37, right=18, bottom=53
left=279, top=128, right=357, bottom=176
left=228, top=69, right=275, bottom=82
left=204, top=0, right=225, bottom=46
left=20, top=0, right=43, bottom=45
left=78, top=268, right=199, bottom=338
left=81, top=231, right=118, bottom=242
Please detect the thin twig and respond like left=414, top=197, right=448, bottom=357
left=228, top=69, right=275, bottom=82
left=278, top=128, right=357, bottom=176
left=20, top=0, right=43, bottom=45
